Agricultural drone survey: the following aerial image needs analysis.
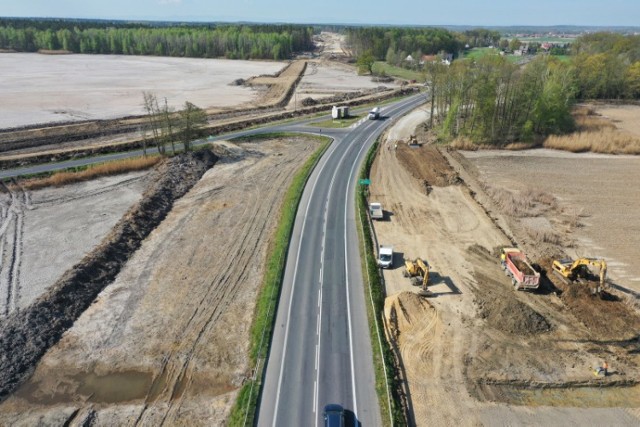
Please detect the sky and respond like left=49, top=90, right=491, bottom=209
left=2, top=0, right=640, bottom=27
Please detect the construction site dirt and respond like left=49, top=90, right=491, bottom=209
left=0, top=135, right=321, bottom=425
left=370, top=109, right=640, bottom=425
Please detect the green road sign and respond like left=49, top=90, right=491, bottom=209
left=359, top=179, right=371, bottom=185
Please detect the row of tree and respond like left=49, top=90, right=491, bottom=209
left=571, top=32, right=640, bottom=99
left=347, top=27, right=500, bottom=72
left=427, top=56, right=575, bottom=145
left=346, top=27, right=463, bottom=60
left=141, top=92, right=208, bottom=155
left=0, top=22, right=314, bottom=60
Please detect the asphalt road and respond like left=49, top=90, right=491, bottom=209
left=257, top=95, right=425, bottom=426
left=0, top=94, right=426, bottom=425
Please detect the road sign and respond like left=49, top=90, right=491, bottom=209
left=359, top=179, right=371, bottom=185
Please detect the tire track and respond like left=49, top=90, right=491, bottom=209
left=0, top=182, right=26, bottom=316
left=158, top=151, right=304, bottom=425
left=127, top=142, right=314, bottom=425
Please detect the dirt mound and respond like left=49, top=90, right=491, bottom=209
left=396, top=145, right=460, bottom=193
left=0, top=150, right=217, bottom=401
left=467, top=246, right=550, bottom=335
left=538, top=258, right=640, bottom=340
left=385, top=291, right=437, bottom=340
left=475, top=283, right=551, bottom=334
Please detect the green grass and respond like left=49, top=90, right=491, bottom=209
left=464, top=47, right=499, bottom=60
left=227, top=132, right=332, bottom=426
left=355, top=139, right=408, bottom=426
left=372, top=61, right=424, bottom=82
left=310, top=114, right=363, bottom=128
left=553, top=54, right=572, bottom=62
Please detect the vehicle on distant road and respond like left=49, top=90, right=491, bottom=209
left=368, top=106, right=381, bottom=120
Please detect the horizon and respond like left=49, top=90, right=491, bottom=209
left=2, top=16, right=640, bottom=32
left=3, top=0, right=640, bottom=27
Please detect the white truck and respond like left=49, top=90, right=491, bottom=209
left=378, top=245, right=394, bottom=269
left=368, top=106, right=381, bottom=120
left=369, top=202, right=383, bottom=220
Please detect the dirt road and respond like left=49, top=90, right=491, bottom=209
left=370, top=110, right=640, bottom=425
left=0, top=135, right=321, bottom=425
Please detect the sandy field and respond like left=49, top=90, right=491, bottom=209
left=0, top=173, right=147, bottom=315
left=0, top=53, right=285, bottom=128
left=592, top=104, right=640, bottom=136
left=0, top=135, right=321, bottom=425
left=369, top=108, right=640, bottom=426
left=297, top=61, right=395, bottom=97
left=463, top=149, right=640, bottom=288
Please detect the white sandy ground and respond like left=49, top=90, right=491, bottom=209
left=0, top=53, right=285, bottom=128
left=286, top=60, right=399, bottom=110
left=0, top=173, right=148, bottom=315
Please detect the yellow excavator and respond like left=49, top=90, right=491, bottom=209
left=552, top=257, right=608, bottom=294
left=404, top=258, right=431, bottom=294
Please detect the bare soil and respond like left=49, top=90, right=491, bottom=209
left=0, top=53, right=285, bottom=128
left=371, top=108, right=640, bottom=425
left=462, top=149, right=640, bottom=289
left=0, top=135, right=321, bottom=425
left=0, top=172, right=148, bottom=314
left=591, top=103, right=640, bottom=136
left=0, top=150, right=216, bottom=402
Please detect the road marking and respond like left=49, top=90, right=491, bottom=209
left=271, top=94, right=425, bottom=426
left=313, top=379, right=318, bottom=414
left=341, top=127, right=378, bottom=419
left=271, top=136, right=341, bottom=427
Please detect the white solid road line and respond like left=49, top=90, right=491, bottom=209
left=272, top=95, right=424, bottom=427
left=314, top=140, right=352, bottom=426
left=271, top=137, right=341, bottom=427
left=342, top=120, right=379, bottom=419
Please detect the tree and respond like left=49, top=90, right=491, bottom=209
left=626, top=61, right=640, bottom=98
left=356, top=50, right=375, bottom=75
left=161, top=98, right=176, bottom=154
left=509, top=38, right=522, bottom=52
left=179, top=102, right=207, bottom=152
left=142, top=91, right=164, bottom=155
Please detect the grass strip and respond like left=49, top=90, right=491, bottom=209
left=14, top=155, right=161, bottom=189
left=355, top=139, right=408, bottom=426
left=227, top=132, right=332, bottom=426
left=372, top=61, right=424, bottom=82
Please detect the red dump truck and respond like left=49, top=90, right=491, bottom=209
left=500, top=247, right=540, bottom=291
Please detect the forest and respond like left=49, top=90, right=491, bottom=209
left=571, top=32, right=640, bottom=99
left=0, top=19, right=314, bottom=60
left=427, top=56, right=575, bottom=145
left=346, top=27, right=499, bottom=61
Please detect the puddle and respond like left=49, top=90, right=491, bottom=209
left=75, top=371, right=153, bottom=404
left=479, top=383, right=640, bottom=408
left=16, top=370, right=153, bottom=405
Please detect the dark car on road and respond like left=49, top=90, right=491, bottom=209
left=323, top=403, right=345, bottom=427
